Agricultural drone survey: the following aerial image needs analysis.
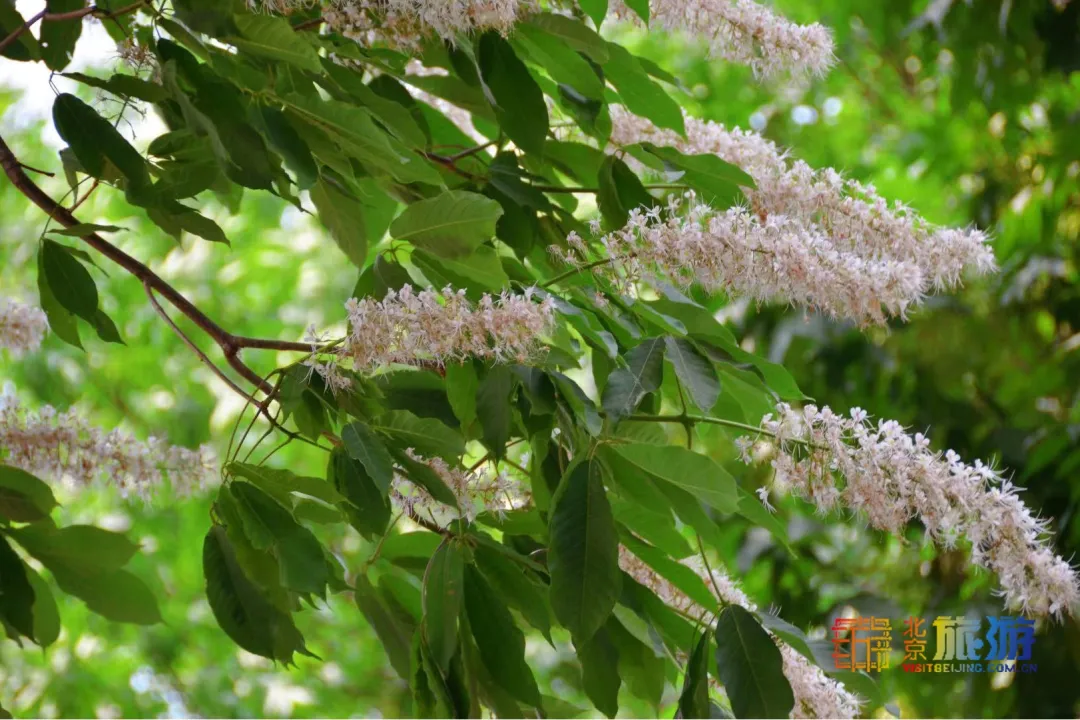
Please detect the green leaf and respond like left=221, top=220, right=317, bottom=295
left=477, top=32, right=549, bottom=156
left=376, top=410, right=466, bottom=462
left=328, top=447, right=390, bottom=540
left=226, top=462, right=345, bottom=507
left=310, top=175, right=366, bottom=264
left=0, top=534, right=35, bottom=640
left=341, top=422, right=395, bottom=494
left=0, top=465, right=58, bottom=523
left=37, top=244, right=82, bottom=349
left=389, top=190, right=503, bottom=259
left=321, top=61, right=428, bottom=149
left=47, top=223, right=127, bottom=236
left=0, top=0, right=40, bottom=61
left=576, top=626, right=622, bottom=718
left=8, top=524, right=139, bottom=571
left=203, top=525, right=309, bottom=663
left=624, top=0, right=650, bottom=22
left=61, top=71, right=168, bottom=103
left=473, top=541, right=552, bottom=640
left=445, top=361, right=479, bottom=430
left=610, top=443, right=738, bottom=514
left=24, top=566, right=60, bottom=647
left=464, top=564, right=542, bottom=708
left=515, top=26, right=605, bottom=100
left=40, top=239, right=98, bottom=324
left=577, top=0, right=609, bottom=29
left=603, top=44, right=684, bottom=135
left=284, top=93, right=441, bottom=185
left=601, top=337, right=665, bottom=420
left=664, top=336, right=721, bottom=411
left=52, top=93, right=150, bottom=189
left=679, top=631, right=712, bottom=719
left=229, top=481, right=330, bottom=595
left=355, top=575, right=413, bottom=680
left=39, top=0, right=84, bottom=70
left=412, top=246, right=510, bottom=293
left=714, top=605, right=794, bottom=719
left=597, top=155, right=657, bottom=231
left=256, top=105, right=318, bottom=190
left=525, top=14, right=609, bottom=62
left=231, top=13, right=323, bottom=72
left=52, top=566, right=162, bottom=625
left=548, top=459, right=620, bottom=643
left=735, top=488, right=792, bottom=554
left=640, top=143, right=752, bottom=206
left=476, top=366, right=515, bottom=460
left=423, top=539, right=464, bottom=672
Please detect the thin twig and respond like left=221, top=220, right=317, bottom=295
left=143, top=281, right=252, bottom=402
left=529, top=183, right=688, bottom=194
left=17, top=161, right=54, bottom=178
left=0, top=0, right=147, bottom=56
left=293, top=15, right=325, bottom=31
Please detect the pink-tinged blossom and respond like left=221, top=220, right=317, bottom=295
left=0, top=393, right=216, bottom=498
left=324, top=0, right=522, bottom=49
left=0, top=299, right=48, bottom=356
left=609, top=107, right=998, bottom=291
left=752, top=403, right=1080, bottom=619
left=609, top=0, right=835, bottom=79
left=619, top=546, right=863, bottom=718
left=340, top=284, right=554, bottom=370
left=391, top=449, right=529, bottom=528
left=560, top=195, right=929, bottom=326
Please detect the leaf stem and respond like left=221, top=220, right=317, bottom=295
left=541, top=257, right=618, bottom=288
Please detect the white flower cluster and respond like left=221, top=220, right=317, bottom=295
left=608, top=0, right=834, bottom=79
left=340, top=284, right=554, bottom=370
left=324, top=0, right=522, bottom=50
left=0, top=394, right=216, bottom=498
left=560, top=195, right=930, bottom=325
left=618, top=546, right=862, bottom=718
left=610, top=107, right=998, bottom=294
left=752, top=403, right=1080, bottom=619
left=0, top=299, right=48, bottom=356
left=391, top=449, right=529, bottom=528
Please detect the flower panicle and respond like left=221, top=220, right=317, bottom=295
left=391, top=449, right=530, bottom=528
left=0, top=299, right=49, bottom=356
left=609, top=0, right=835, bottom=79
left=751, top=403, right=1080, bottom=619
left=608, top=107, right=997, bottom=291
left=0, top=393, right=216, bottom=498
left=618, top=547, right=863, bottom=718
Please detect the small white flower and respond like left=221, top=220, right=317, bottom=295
left=0, top=298, right=48, bottom=356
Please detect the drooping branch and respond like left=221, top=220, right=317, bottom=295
left=0, top=0, right=149, bottom=56
left=0, top=133, right=315, bottom=395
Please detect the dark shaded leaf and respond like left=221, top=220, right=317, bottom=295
left=423, top=539, right=464, bottom=672
left=714, top=605, right=794, bottom=719
left=0, top=466, right=58, bottom=523
left=602, top=337, right=665, bottom=420
left=477, top=32, right=549, bottom=156
left=548, top=459, right=620, bottom=642
left=679, top=631, right=712, bottom=719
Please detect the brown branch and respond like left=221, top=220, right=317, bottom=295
left=0, top=1, right=147, bottom=56
left=292, top=15, right=325, bottom=31
left=17, top=161, right=54, bottom=178
left=0, top=132, right=286, bottom=394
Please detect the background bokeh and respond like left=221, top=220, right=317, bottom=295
left=1, top=0, right=1079, bottom=716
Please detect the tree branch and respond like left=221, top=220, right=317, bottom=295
left=0, top=1, right=147, bottom=56
left=0, top=132, right=306, bottom=395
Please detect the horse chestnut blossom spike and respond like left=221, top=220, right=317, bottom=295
left=619, top=546, right=863, bottom=719
left=339, top=284, right=554, bottom=371
left=322, top=0, right=523, bottom=50
left=0, top=298, right=48, bottom=356
left=609, top=107, right=998, bottom=290
left=391, top=449, right=530, bottom=529
left=609, top=0, right=835, bottom=79
left=561, top=194, right=930, bottom=326
left=749, top=403, right=1080, bottom=619
left=0, top=392, right=216, bottom=499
